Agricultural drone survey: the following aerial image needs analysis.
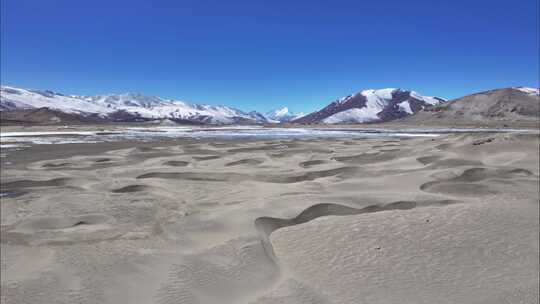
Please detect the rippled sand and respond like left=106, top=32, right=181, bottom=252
left=1, top=132, right=538, bottom=303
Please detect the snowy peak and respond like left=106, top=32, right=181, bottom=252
left=293, top=88, right=446, bottom=124
left=265, top=107, right=305, bottom=123
left=273, top=107, right=291, bottom=117
left=361, top=88, right=397, bottom=100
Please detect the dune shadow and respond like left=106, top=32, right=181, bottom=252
left=226, top=159, right=263, bottom=166
left=95, top=158, right=111, bottom=163
left=416, top=155, right=441, bottom=165
left=263, top=167, right=356, bottom=183
left=162, top=160, right=189, bottom=167
left=227, top=143, right=295, bottom=153
left=42, top=162, right=73, bottom=168
left=332, top=150, right=401, bottom=164
left=299, top=160, right=327, bottom=168
left=111, top=185, right=150, bottom=193
left=1, top=178, right=70, bottom=189
left=137, top=167, right=356, bottom=184
left=420, top=167, right=534, bottom=196
left=17, top=214, right=111, bottom=231
left=426, top=158, right=483, bottom=169
left=193, top=155, right=221, bottom=161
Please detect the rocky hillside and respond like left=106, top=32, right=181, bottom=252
left=400, top=87, right=539, bottom=127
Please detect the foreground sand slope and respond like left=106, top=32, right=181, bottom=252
left=271, top=200, right=538, bottom=304
left=1, top=132, right=538, bottom=303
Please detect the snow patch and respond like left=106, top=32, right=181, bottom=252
left=398, top=101, right=413, bottom=114
left=361, top=88, right=396, bottom=100
left=410, top=91, right=444, bottom=105
left=323, top=108, right=380, bottom=124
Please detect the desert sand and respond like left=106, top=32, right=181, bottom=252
left=1, top=131, right=539, bottom=303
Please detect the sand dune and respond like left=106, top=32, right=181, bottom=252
left=1, top=131, right=538, bottom=303
left=255, top=200, right=460, bottom=261
left=270, top=199, right=539, bottom=304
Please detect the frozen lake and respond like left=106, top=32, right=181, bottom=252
left=1, top=126, right=536, bottom=148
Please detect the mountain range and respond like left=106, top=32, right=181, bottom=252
left=1, top=85, right=538, bottom=125
left=0, top=86, right=268, bottom=125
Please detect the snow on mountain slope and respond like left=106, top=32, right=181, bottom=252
left=265, top=107, right=305, bottom=123
left=0, top=86, right=111, bottom=115
left=88, top=93, right=173, bottom=109
left=0, top=86, right=267, bottom=124
left=397, top=101, right=413, bottom=114
left=322, top=89, right=397, bottom=123
left=514, top=87, right=540, bottom=96
left=294, top=88, right=446, bottom=124
left=409, top=91, right=443, bottom=105
left=322, top=108, right=378, bottom=123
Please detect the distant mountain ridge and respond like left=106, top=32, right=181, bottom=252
left=0, top=86, right=268, bottom=124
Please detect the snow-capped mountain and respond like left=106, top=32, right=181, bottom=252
left=265, top=107, right=305, bottom=123
left=0, top=86, right=267, bottom=124
left=293, top=88, right=446, bottom=124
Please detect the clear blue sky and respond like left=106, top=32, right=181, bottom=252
left=1, top=0, right=538, bottom=113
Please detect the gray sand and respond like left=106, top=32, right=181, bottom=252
left=1, top=132, right=538, bottom=303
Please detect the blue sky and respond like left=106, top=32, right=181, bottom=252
left=1, top=0, right=538, bottom=113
